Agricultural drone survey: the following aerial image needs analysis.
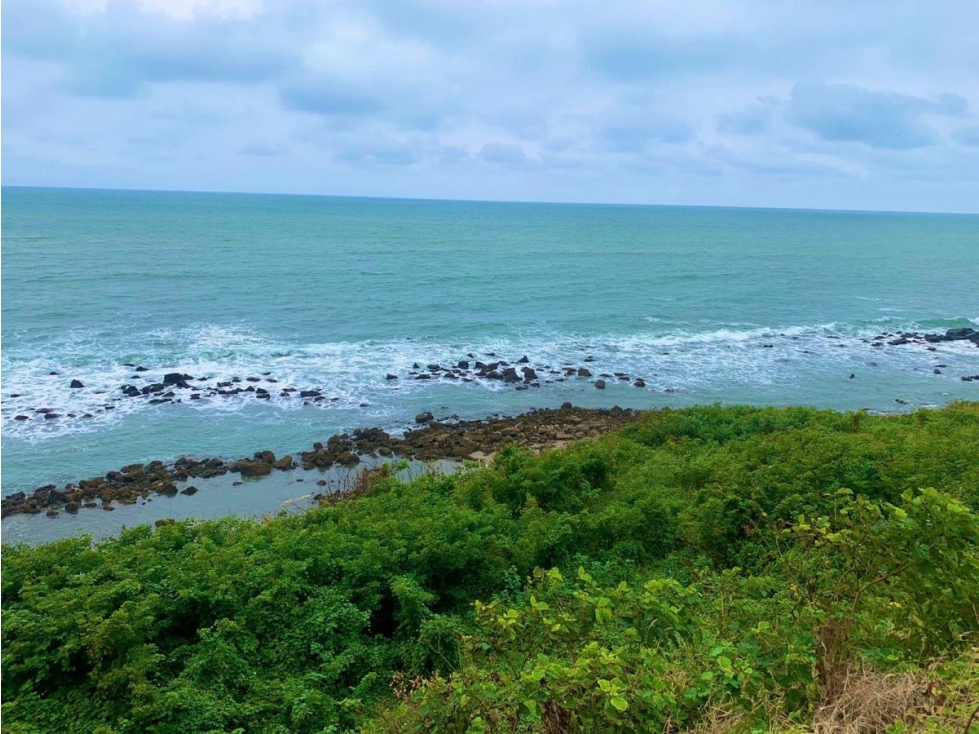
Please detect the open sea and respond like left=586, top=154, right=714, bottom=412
left=2, top=186, right=978, bottom=541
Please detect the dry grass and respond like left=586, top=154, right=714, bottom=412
left=690, top=650, right=979, bottom=734
left=811, top=666, right=937, bottom=733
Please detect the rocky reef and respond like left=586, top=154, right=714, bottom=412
left=1, top=404, right=639, bottom=519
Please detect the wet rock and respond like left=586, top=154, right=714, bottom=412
left=163, top=372, right=193, bottom=386
left=415, top=411, right=434, bottom=423
left=501, top=367, right=521, bottom=383
left=274, top=455, right=294, bottom=470
left=14, top=415, right=30, bottom=421
left=231, top=460, right=273, bottom=477
left=180, top=485, right=199, bottom=495
left=336, top=451, right=360, bottom=466
left=300, top=390, right=322, bottom=398
left=577, top=367, right=592, bottom=377
left=634, top=378, right=646, bottom=387
left=386, top=373, right=398, bottom=380
left=517, top=355, right=529, bottom=363
left=70, top=379, right=85, bottom=389
left=594, top=379, right=606, bottom=389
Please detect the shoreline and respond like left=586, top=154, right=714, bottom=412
left=0, top=404, right=641, bottom=521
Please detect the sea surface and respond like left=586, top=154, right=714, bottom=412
left=3, top=187, right=978, bottom=541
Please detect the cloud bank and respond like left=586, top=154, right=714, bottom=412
left=3, top=0, right=978, bottom=211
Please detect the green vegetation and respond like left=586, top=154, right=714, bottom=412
left=3, top=404, right=979, bottom=733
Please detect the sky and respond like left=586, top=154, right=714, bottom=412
left=3, top=0, right=979, bottom=212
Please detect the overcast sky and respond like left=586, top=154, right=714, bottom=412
left=3, top=0, right=979, bottom=211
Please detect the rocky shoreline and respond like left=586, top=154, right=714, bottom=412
left=0, top=404, right=640, bottom=520
left=8, top=327, right=977, bottom=425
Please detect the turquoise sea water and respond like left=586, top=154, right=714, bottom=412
left=2, top=187, right=978, bottom=537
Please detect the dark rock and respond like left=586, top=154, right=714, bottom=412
left=517, top=355, right=529, bottom=363
left=14, top=415, right=30, bottom=421
left=634, top=378, right=646, bottom=387
left=70, top=379, right=84, bottom=389
left=231, top=460, right=273, bottom=477
left=594, top=379, right=606, bottom=389
left=457, top=360, right=470, bottom=369
left=415, top=411, right=434, bottom=423
left=274, top=455, right=294, bottom=470
left=300, top=390, right=322, bottom=398
left=49, top=371, right=59, bottom=376
left=135, top=366, right=149, bottom=372
left=180, top=485, right=199, bottom=495
left=336, top=451, right=360, bottom=466
left=577, top=367, right=592, bottom=377
left=386, top=373, right=398, bottom=380
left=44, top=413, right=60, bottom=420
left=163, top=372, right=193, bottom=385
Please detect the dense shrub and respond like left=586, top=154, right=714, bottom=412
left=3, top=403, right=978, bottom=732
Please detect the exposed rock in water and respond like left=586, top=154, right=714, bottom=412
left=231, top=460, right=273, bottom=477
left=415, top=411, right=434, bottom=424
left=69, top=379, right=84, bottom=389
left=594, top=379, right=606, bottom=389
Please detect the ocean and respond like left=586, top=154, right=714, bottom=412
left=2, top=186, right=978, bottom=540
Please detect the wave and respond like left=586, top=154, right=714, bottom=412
left=3, top=319, right=977, bottom=442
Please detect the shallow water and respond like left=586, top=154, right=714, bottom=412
left=2, top=187, right=978, bottom=542
left=1, top=459, right=459, bottom=545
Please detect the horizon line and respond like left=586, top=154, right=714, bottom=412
left=3, top=183, right=977, bottom=218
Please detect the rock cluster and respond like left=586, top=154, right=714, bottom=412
left=866, top=327, right=979, bottom=349
left=1, top=405, right=640, bottom=519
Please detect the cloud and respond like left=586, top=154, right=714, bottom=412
left=477, top=142, right=528, bottom=166
left=717, top=102, right=774, bottom=135
left=597, top=111, right=695, bottom=152
left=3, top=0, right=979, bottom=211
left=334, top=138, right=422, bottom=166
left=786, top=81, right=968, bottom=150
left=952, top=126, right=979, bottom=147
left=240, top=142, right=289, bottom=157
